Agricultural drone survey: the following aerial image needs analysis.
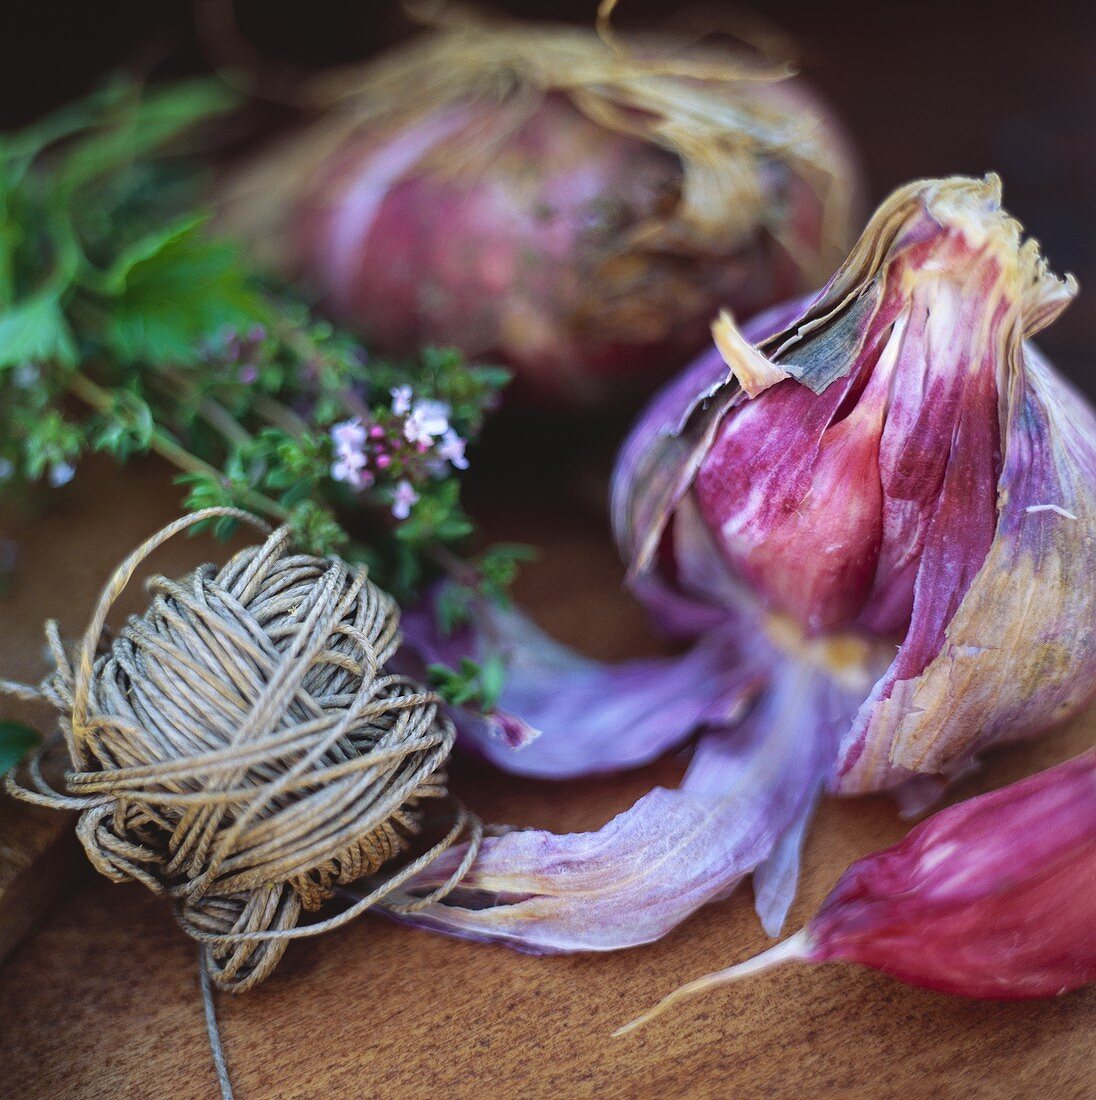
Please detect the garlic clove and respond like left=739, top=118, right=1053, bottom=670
left=837, top=344, right=1096, bottom=792
left=611, top=296, right=812, bottom=587
left=619, top=748, right=1096, bottom=1034
left=615, top=175, right=1096, bottom=797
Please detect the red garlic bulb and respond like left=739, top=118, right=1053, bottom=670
left=220, top=9, right=861, bottom=407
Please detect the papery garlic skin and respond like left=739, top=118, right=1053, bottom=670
left=399, top=588, right=760, bottom=778
left=841, top=343, right=1096, bottom=791
left=377, top=176, right=1093, bottom=958
left=219, top=14, right=861, bottom=407
left=613, top=175, right=1096, bottom=795
left=384, top=633, right=869, bottom=949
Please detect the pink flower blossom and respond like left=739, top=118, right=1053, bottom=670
left=390, top=385, right=413, bottom=416
left=48, top=461, right=75, bottom=488
left=331, top=418, right=368, bottom=453
left=403, top=399, right=451, bottom=446
left=391, top=479, right=420, bottom=520
left=13, top=363, right=39, bottom=389
left=331, top=450, right=374, bottom=491
left=437, top=427, right=469, bottom=470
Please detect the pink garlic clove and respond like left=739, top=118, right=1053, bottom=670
left=619, top=749, right=1096, bottom=1035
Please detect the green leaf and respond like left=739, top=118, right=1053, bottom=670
left=427, top=661, right=477, bottom=707
left=0, top=202, right=26, bottom=308
left=176, top=468, right=234, bottom=512
left=469, top=364, right=513, bottom=390
left=427, top=654, right=509, bottom=711
left=1, top=82, right=127, bottom=172
left=90, top=388, right=155, bottom=460
left=94, top=213, right=207, bottom=295
left=435, top=583, right=475, bottom=635
left=394, top=480, right=473, bottom=548
left=17, top=407, right=84, bottom=481
left=477, top=653, right=508, bottom=711
left=286, top=500, right=347, bottom=556
left=53, top=79, right=238, bottom=196
left=477, top=542, right=537, bottom=603
left=0, top=292, right=77, bottom=368
left=97, top=223, right=269, bottom=365
left=0, top=720, right=38, bottom=775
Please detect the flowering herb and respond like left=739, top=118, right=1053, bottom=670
left=0, top=78, right=515, bottom=703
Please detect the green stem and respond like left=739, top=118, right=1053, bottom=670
left=254, top=395, right=310, bottom=437
left=151, top=372, right=253, bottom=448
left=267, top=306, right=371, bottom=421
left=65, top=371, right=290, bottom=523
left=432, top=545, right=478, bottom=586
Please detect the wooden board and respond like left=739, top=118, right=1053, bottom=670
left=0, top=778, right=80, bottom=964
left=0, top=457, right=1093, bottom=1100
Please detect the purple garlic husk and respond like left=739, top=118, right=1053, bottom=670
left=376, top=175, right=1096, bottom=955
left=614, top=173, right=1096, bottom=796
left=388, top=603, right=873, bottom=949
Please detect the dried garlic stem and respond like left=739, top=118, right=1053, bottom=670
left=614, top=930, right=813, bottom=1037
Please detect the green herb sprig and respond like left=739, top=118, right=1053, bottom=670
left=0, top=78, right=524, bottom=712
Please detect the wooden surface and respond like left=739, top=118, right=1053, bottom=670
left=0, top=785, right=79, bottom=964
left=0, top=458, right=1094, bottom=1100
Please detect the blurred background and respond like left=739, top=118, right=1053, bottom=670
left=2, top=0, right=1092, bottom=395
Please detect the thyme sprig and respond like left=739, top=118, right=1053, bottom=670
left=0, top=77, right=524, bottom=711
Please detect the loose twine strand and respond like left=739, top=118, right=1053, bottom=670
left=1, top=508, right=482, bottom=1097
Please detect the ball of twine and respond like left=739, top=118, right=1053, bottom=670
left=2, top=509, right=481, bottom=992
